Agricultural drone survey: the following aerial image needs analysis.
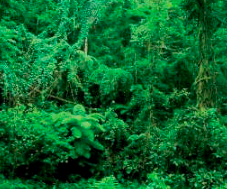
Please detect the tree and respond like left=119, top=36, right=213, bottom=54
left=184, top=0, right=225, bottom=109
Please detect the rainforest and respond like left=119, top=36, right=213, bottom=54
left=0, top=0, right=227, bottom=188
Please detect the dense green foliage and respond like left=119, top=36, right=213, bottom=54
left=1, top=0, right=227, bottom=188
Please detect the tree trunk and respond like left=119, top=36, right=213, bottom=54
left=195, top=0, right=216, bottom=110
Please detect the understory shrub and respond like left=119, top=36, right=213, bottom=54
left=0, top=104, right=105, bottom=182
left=102, top=107, right=227, bottom=188
left=159, top=108, right=227, bottom=188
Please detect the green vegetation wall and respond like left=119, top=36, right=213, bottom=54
left=1, top=0, right=227, bottom=188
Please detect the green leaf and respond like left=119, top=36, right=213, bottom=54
left=91, top=141, right=104, bottom=151
left=71, top=127, right=82, bottom=138
left=83, top=152, right=91, bottom=159
left=73, top=104, right=86, bottom=116
left=81, top=121, right=91, bottom=129
left=84, top=130, right=95, bottom=142
left=70, top=149, right=78, bottom=159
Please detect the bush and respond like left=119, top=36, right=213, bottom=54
left=0, top=104, right=105, bottom=181
left=159, top=108, right=227, bottom=188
